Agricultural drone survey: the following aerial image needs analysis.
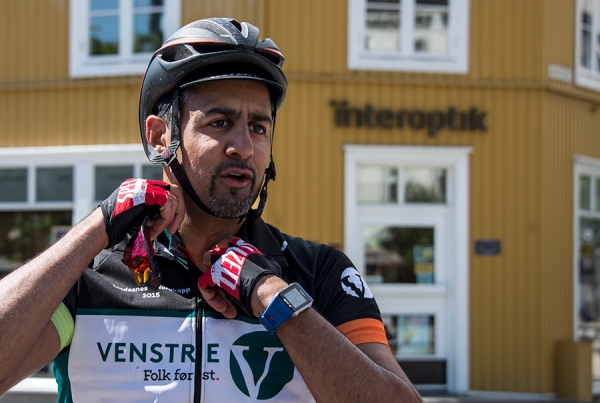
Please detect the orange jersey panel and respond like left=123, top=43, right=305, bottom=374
left=336, top=318, right=389, bottom=347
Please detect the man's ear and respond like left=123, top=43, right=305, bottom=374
left=146, top=115, right=169, bottom=153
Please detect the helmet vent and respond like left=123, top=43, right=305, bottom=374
left=190, top=43, right=236, bottom=55
left=254, top=49, right=284, bottom=66
left=193, top=20, right=231, bottom=38
left=160, top=44, right=193, bottom=62
left=227, top=18, right=243, bottom=32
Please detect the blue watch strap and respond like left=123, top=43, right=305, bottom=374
left=259, top=292, right=294, bottom=335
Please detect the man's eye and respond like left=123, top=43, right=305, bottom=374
left=210, top=119, right=229, bottom=128
left=251, top=124, right=267, bottom=135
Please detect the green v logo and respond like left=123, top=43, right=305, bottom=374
left=229, top=331, right=295, bottom=400
left=231, top=346, right=284, bottom=399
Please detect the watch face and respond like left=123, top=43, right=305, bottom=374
left=281, top=285, right=311, bottom=310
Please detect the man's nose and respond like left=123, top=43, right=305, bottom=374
left=225, top=124, right=254, bottom=160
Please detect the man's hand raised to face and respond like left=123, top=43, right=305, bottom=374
left=100, top=178, right=184, bottom=247
left=198, top=237, right=283, bottom=318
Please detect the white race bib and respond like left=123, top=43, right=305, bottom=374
left=69, top=309, right=196, bottom=403
left=200, top=312, right=315, bottom=402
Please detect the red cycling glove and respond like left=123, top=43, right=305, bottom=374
left=198, top=237, right=282, bottom=317
left=100, top=178, right=170, bottom=248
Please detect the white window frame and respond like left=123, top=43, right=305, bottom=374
left=361, top=214, right=448, bottom=362
left=344, top=145, right=471, bottom=393
left=347, top=0, right=470, bottom=73
left=573, top=155, right=600, bottom=338
left=0, top=145, right=159, bottom=224
left=575, top=0, right=600, bottom=92
left=573, top=155, right=600, bottom=395
left=0, top=144, right=162, bottom=395
left=69, top=0, right=181, bottom=78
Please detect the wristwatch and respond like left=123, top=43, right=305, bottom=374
left=259, top=283, right=313, bottom=334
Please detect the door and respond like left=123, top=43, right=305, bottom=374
left=344, top=145, right=471, bottom=393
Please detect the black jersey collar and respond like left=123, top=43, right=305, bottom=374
left=164, top=214, right=288, bottom=268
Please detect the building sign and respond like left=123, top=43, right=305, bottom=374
left=329, top=100, right=488, bottom=136
left=474, top=239, right=501, bottom=255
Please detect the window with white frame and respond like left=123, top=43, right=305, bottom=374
left=1, top=145, right=162, bottom=394
left=574, top=156, right=600, bottom=341
left=357, top=165, right=446, bottom=284
left=69, top=0, right=181, bottom=78
left=575, top=0, right=600, bottom=92
left=0, top=145, right=162, bottom=279
left=347, top=0, right=470, bottom=73
left=574, top=156, right=600, bottom=393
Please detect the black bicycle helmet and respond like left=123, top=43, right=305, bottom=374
left=138, top=17, right=287, bottom=218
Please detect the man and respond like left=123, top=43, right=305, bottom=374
left=0, top=18, right=422, bottom=402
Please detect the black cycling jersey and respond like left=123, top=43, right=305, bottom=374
left=53, top=216, right=384, bottom=403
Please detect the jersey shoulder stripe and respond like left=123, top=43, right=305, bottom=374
left=336, top=318, right=389, bottom=346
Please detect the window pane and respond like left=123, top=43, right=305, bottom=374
left=578, top=217, right=600, bottom=384
left=133, top=13, right=164, bottom=53
left=36, top=167, right=73, bottom=202
left=597, top=33, right=600, bottom=72
left=0, top=168, right=27, bottom=202
left=91, top=0, right=119, bottom=11
left=90, top=16, right=119, bottom=55
left=0, top=210, right=72, bottom=377
left=582, top=28, right=592, bottom=67
left=596, top=178, right=600, bottom=212
left=358, top=166, right=398, bottom=203
left=383, top=314, right=435, bottom=357
left=364, top=225, right=434, bottom=284
left=578, top=217, right=600, bottom=339
left=365, top=0, right=400, bottom=52
left=405, top=167, right=446, bottom=203
left=0, top=211, right=71, bottom=276
left=581, top=175, right=591, bottom=210
left=142, top=164, right=163, bottom=180
left=414, top=0, right=448, bottom=53
left=134, top=0, right=164, bottom=6
left=95, top=166, right=134, bottom=201
left=581, top=8, right=593, bottom=67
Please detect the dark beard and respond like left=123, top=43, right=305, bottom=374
left=207, top=161, right=257, bottom=218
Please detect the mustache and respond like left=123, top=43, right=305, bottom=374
left=212, top=160, right=257, bottom=180
left=209, top=161, right=258, bottom=197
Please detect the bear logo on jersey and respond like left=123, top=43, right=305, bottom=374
left=340, top=267, right=374, bottom=299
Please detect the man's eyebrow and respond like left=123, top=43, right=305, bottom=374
left=203, top=107, right=272, bottom=124
left=203, top=106, right=238, bottom=118
left=249, top=111, right=273, bottom=124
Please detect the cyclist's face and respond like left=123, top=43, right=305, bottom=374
left=177, top=80, right=272, bottom=218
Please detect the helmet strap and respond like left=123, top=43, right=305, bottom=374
left=252, top=113, right=277, bottom=219
left=252, top=156, right=275, bottom=219
left=169, top=158, right=220, bottom=217
left=165, top=88, right=222, bottom=217
left=151, top=90, right=180, bottom=165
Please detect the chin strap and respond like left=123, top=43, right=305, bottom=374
left=162, top=88, right=222, bottom=218
left=169, top=158, right=218, bottom=216
left=253, top=112, right=278, bottom=219
left=253, top=157, right=276, bottom=219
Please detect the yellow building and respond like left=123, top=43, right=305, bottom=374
left=1, top=0, right=599, bottom=400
